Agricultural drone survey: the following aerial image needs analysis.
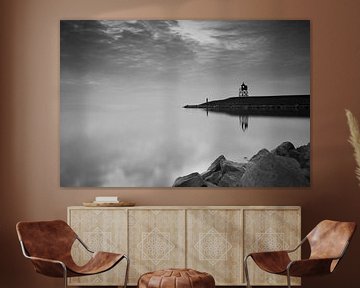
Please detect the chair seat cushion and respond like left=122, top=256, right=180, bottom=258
left=138, top=268, right=215, bottom=288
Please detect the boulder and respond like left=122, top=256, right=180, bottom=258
left=249, top=149, right=270, bottom=163
left=241, top=153, right=309, bottom=187
left=272, top=141, right=295, bottom=157
left=204, top=170, right=223, bottom=185
left=172, top=142, right=310, bottom=188
left=218, top=171, right=244, bottom=187
left=201, top=155, right=226, bottom=179
left=301, top=168, right=310, bottom=181
left=204, top=181, right=218, bottom=187
left=220, top=160, right=246, bottom=173
left=295, top=143, right=310, bottom=169
left=207, top=155, right=226, bottom=171
left=173, top=172, right=206, bottom=187
left=288, top=149, right=301, bottom=162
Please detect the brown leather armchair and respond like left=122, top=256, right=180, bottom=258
left=244, top=220, right=356, bottom=288
left=16, top=220, right=129, bottom=288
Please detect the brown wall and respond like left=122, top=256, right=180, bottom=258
left=1, top=0, right=360, bottom=287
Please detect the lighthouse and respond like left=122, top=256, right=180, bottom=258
left=239, top=82, right=248, bottom=97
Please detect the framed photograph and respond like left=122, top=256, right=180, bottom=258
left=60, top=20, right=310, bottom=187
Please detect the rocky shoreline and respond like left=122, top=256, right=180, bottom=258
left=173, top=141, right=310, bottom=187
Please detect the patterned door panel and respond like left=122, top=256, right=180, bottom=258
left=244, top=209, right=301, bottom=286
left=128, top=209, right=186, bottom=284
left=68, top=208, right=127, bottom=286
left=187, top=209, right=243, bottom=285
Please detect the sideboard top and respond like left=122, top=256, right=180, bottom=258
left=68, top=205, right=301, bottom=210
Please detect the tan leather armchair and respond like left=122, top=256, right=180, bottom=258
left=244, top=220, right=356, bottom=288
left=16, top=220, right=129, bottom=288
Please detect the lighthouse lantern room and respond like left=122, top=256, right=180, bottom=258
left=239, top=82, right=248, bottom=97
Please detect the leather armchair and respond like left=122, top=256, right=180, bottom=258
left=244, top=220, right=356, bottom=288
left=16, top=220, right=129, bottom=288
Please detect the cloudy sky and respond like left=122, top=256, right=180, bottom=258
left=60, top=20, right=310, bottom=187
left=61, top=20, right=310, bottom=102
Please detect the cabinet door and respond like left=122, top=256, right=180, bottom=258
left=187, top=209, right=243, bottom=285
left=128, top=209, right=186, bottom=284
left=243, top=209, right=301, bottom=286
left=68, top=208, right=127, bottom=286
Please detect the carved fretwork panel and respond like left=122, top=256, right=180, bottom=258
left=68, top=209, right=127, bottom=286
left=244, top=209, right=301, bottom=286
left=187, top=209, right=243, bottom=285
left=128, top=209, right=186, bottom=284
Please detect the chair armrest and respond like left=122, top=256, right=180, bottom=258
left=76, top=236, right=94, bottom=253
left=19, top=240, right=67, bottom=277
left=247, top=250, right=290, bottom=258
left=287, top=258, right=336, bottom=277
left=26, top=255, right=65, bottom=265
left=25, top=255, right=67, bottom=278
left=245, top=237, right=306, bottom=259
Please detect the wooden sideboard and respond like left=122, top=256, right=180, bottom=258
left=67, top=206, right=301, bottom=286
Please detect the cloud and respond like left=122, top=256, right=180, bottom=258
left=61, top=20, right=309, bottom=95
left=61, top=20, right=198, bottom=78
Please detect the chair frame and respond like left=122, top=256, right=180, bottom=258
left=18, top=231, right=129, bottom=288
left=244, top=236, right=350, bottom=288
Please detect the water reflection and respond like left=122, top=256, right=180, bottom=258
left=206, top=107, right=249, bottom=132
left=61, top=102, right=310, bottom=187
left=202, top=108, right=310, bottom=134
left=239, top=115, right=249, bottom=132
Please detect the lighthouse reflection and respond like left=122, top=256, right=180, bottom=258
left=239, top=115, right=249, bottom=131
left=205, top=107, right=250, bottom=132
left=203, top=107, right=309, bottom=133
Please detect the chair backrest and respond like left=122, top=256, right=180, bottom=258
left=16, top=220, right=77, bottom=261
left=307, top=220, right=356, bottom=261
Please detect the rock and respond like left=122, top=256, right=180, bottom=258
left=301, top=168, right=310, bottom=181
left=288, top=149, right=301, bottom=162
left=173, top=172, right=206, bottom=187
left=272, top=141, right=295, bottom=157
left=220, top=160, right=246, bottom=173
left=218, top=171, right=244, bottom=187
left=204, top=170, right=223, bottom=185
left=204, top=181, right=218, bottom=187
left=201, top=155, right=226, bottom=179
left=295, top=143, right=310, bottom=169
left=173, top=142, right=310, bottom=187
left=249, top=149, right=270, bottom=163
left=207, top=155, right=226, bottom=171
left=241, top=153, right=309, bottom=187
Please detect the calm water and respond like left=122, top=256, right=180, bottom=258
left=61, top=99, right=310, bottom=187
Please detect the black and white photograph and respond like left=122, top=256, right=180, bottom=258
left=60, top=20, right=310, bottom=187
